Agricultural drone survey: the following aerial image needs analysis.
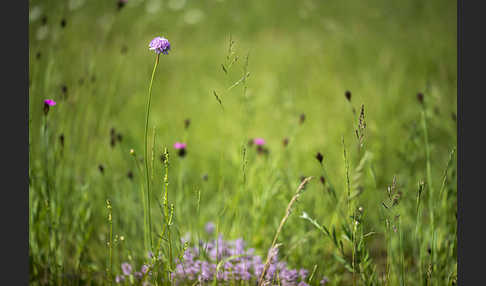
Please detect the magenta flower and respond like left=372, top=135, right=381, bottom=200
left=149, top=37, right=171, bottom=55
left=43, top=99, right=57, bottom=115
left=253, top=138, right=265, bottom=146
left=44, top=99, right=56, bottom=106
left=174, top=142, right=187, bottom=157
left=173, top=142, right=186, bottom=149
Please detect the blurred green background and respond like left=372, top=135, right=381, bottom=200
left=29, top=0, right=456, bottom=284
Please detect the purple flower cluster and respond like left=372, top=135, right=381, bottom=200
left=116, top=225, right=329, bottom=285
left=115, top=262, right=151, bottom=285
left=171, top=235, right=313, bottom=286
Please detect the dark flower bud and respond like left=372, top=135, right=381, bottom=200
left=345, top=90, right=352, bottom=101
left=417, top=92, right=424, bottom=104
left=36, top=52, right=41, bottom=60
left=117, top=133, right=123, bottom=142
left=60, top=18, right=66, bottom=28
left=178, top=148, right=187, bottom=157
left=315, top=152, right=323, bottom=164
left=184, top=118, right=191, bottom=129
left=59, top=133, right=65, bottom=147
left=117, top=0, right=127, bottom=10
left=127, top=171, right=133, bottom=180
left=43, top=102, right=50, bottom=116
left=110, top=128, right=116, bottom=137
left=282, top=137, right=289, bottom=147
left=320, top=176, right=326, bottom=185
left=202, top=174, right=208, bottom=181
left=98, top=164, right=105, bottom=174
left=299, top=113, right=306, bottom=125
left=248, top=139, right=254, bottom=147
left=110, top=137, right=116, bottom=148
left=41, top=16, right=48, bottom=25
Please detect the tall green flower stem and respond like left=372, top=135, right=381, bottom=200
left=144, top=54, right=160, bottom=252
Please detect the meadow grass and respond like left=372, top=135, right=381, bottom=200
left=29, top=0, right=456, bottom=285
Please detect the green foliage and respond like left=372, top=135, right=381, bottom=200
left=29, top=0, right=456, bottom=285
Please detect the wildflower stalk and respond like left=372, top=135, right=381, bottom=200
left=106, top=199, right=113, bottom=285
left=130, top=149, right=149, bottom=251
left=144, top=54, right=160, bottom=252
left=258, top=177, right=312, bottom=286
left=421, top=102, right=437, bottom=282
left=162, top=147, right=174, bottom=277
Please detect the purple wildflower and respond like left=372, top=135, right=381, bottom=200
left=141, top=264, right=150, bottom=274
left=173, top=142, right=187, bottom=157
left=43, top=99, right=57, bottom=115
left=205, top=222, right=215, bottom=235
left=121, top=262, right=132, bottom=275
left=115, top=275, right=125, bottom=283
left=44, top=99, right=57, bottom=106
left=149, top=37, right=171, bottom=55
left=134, top=271, right=143, bottom=279
left=299, top=269, right=309, bottom=280
left=320, top=277, right=329, bottom=285
left=253, top=138, right=265, bottom=146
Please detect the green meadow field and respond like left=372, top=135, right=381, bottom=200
left=29, top=0, right=457, bottom=285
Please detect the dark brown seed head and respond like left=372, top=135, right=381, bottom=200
left=36, top=52, right=41, bottom=59
left=98, top=164, right=105, bottom=174
left=345, top=90, right=352, bottom=101
left=110, top=137, right=116, bottom=148
left=60, top=18, right=66, bottom=28
left=315, top=152, right=323, bottom=164
left=59, top=134, right=65, bottom=147
left=117, top=0, right=126, bottom=10
left=427, top=247, right=432, bottom=255
left=61, top=85, right=68, bottom=98
left=282, top=137, right=289, bottom=147
left=41, top=16, right=48, bottom=25
left=178, top=148, right=187, bottom=157
left=110, top=128, right=116, bottom=137
left=117, top=133, right=123, bottom=142
left=417, top=92, right=424, bottom=104
left=299, top=113, right=306, bottom=124
left=184, top=118, right=191, bottom=129
left=43, top=103, right=50, bottom=116
left=127, top=171, right=133, bottom=180
left=320, top=176, right=326, bottom=185
left=202, top=174, right=209, bottom=181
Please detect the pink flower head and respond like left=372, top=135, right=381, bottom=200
left=253, top=138, right=265, bottom=146
left=173, top=142, right=187, bottom=149
left=44, top=99, right=56, bottom=106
